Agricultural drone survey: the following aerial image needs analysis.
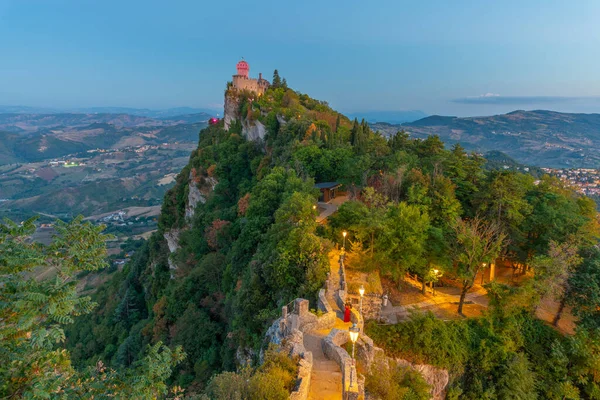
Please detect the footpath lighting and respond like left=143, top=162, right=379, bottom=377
left=342, top=230, right=347, bottom=250
left=359, top=285, right=365, bottom=317
left=349, top=323, right=360, bottom=388
left=481, top=263, right=488, bottom=284
left=432, top=269, right=440, bottom=296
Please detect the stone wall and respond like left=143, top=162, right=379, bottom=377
left=346, top=293, right=382, bottom=321
left=322, top=329, right=360, bottom=400
left=232, top=75, right=269, bottom=95
left=264, top=317, right=314, bottom=400
left=318, top=289, right=334, bottom=313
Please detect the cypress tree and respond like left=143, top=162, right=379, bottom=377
left=351, top=118, right=360, bottom=147
left=335, top=114, right=341, bottom=133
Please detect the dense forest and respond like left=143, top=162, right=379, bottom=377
left=3, top=73, right=599, bottom=399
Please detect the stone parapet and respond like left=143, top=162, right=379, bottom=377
left=318, top=289, right=334, bottom=313
left=322, top=329, right=362, bottom=399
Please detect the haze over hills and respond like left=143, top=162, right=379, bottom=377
left=0, top=111, right=212, bottom=228
left=372, top=109, right=600, bottom=168
left=0, top=112, right=212, bottom=164
left=346, top=110, right=428, bottom=124
left=0, top=105, right=220, bottom=118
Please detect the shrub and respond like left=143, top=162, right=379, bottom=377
left=365, top=356, right=430, bottom=400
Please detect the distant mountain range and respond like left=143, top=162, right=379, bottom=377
left=346, top=110, right=427, bottom=124
left=0, top=112, right=211, bottom=165
left=0, top=105, right=220, bottom=119
left=371, top=110, right=600, bottom=168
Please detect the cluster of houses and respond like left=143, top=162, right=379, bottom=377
left=542, top=167, right=600, bottom=196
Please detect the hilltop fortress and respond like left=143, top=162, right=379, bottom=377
left=231, top=59, right=270, bottom=95
left=224, top=60, right=271, bottom=138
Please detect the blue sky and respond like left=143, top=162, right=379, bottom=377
left=1, top=0, right=599, bottom=116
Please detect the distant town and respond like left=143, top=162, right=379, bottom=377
left=542, top=167, right=600, bottom=197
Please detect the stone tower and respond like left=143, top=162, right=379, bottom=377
left=236, top=59, right=249, bottom=78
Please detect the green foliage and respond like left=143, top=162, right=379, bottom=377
left=62, top=80, right=600, bottom=397
left=367, top=311, right=600, bottom=399
left=365, top=355, right=431, bottom=400
left=203, top=346, right=298, bottom=400
left=0, top=217, right=183, bottom=398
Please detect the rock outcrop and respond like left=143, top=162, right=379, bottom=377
left=396, top=359, right=449, bottom=400
left=163, top=229, right=181, bottom=253
left=242, top=119, right=266, bottom=141
left=185, top=171, right=206, bottom=220
left=223, top=89, right=269, bottom=141
left=223, top=92, right=239, bottom=131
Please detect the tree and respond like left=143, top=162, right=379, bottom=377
left=388, top=130, right=410, bottom=152
left=272, top=69, right=282, bottom=88
left=568, top=247, right=600, bottom=330
left=451, top=216, right=506, bottom=315
left=361, top=187, right=389, bottom=258
left=531, top=240, right=582, bottom=326
left=351, top=118, right=361, bottom=149
left=476, top=171, right=533, bottom=258
left=382, top=202, right=430, bottom=288
left=0, top=216, right=184, bottom=398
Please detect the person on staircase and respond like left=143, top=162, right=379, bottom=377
left=344, top=302, right=352, bottom=323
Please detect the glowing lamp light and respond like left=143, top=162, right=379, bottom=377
left=349, top=323, right=360, bottom=343
left=433, top=269, right=439, bottom=275
left=359, top=285, right=365, bottom=297
left=343, top=231, right=347, bottom=238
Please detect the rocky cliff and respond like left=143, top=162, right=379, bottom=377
left=224, top=89, right=267, bottom=141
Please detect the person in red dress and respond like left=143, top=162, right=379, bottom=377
left=344, top=302, right=352, bottom=322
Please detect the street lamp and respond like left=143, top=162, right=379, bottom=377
left=359, top=285, right=365, bottom=317
left=349, top=323, right=360, bottom=388
left=342, top=230, right=347, bottom=250
left=432, top=269, right=439, bottom=296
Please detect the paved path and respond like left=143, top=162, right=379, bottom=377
left=305, top=330, right=343, bottom=400
left=304, top=249, right=350, bottom=400
left=380, top=276, right=490, bottom=323
left=316, top=195, right=349, bottom=224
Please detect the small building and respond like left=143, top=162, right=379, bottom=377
left=315, top=182, right=342, bottom=203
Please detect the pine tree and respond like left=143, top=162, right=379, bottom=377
left=282, top=77, right=288, bottom=89
left=272, top=69, right=282, bottom=88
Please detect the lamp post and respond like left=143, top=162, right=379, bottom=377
left=349, top=323, right=360, bottom=388
left=481, top=263, right=487, bottom=284
left=359, top=285, right=365, bottom=317
left=432, top=269, right=439, bottom=296
left=342, top=230, right=347, bottom=251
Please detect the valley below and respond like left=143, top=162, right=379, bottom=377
left=0, top=111, right=211, bottom=247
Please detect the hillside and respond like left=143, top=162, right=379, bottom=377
left=0, top=113, right=210, bottom=165
left=372, top=110, right=600, bottom=168
left=61, top=75, right=600, bottom=399
left=0, top=112, right=209, bottom=230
